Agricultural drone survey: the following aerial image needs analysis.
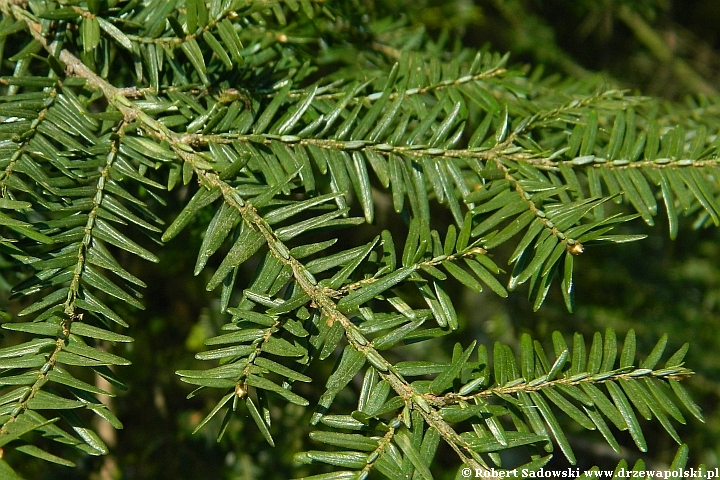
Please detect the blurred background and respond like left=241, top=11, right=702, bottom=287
left=3, top=0, right=720, bottom=478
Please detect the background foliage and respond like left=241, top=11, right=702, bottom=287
left=0, top=0, right=718, bottom=479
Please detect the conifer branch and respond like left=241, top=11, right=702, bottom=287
left=0, top=0, right=710, bottom=476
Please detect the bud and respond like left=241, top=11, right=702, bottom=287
left=567, top=241, right=584, bottom=256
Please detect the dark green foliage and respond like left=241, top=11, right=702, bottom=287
left=0, top=0, right=715, bottom=478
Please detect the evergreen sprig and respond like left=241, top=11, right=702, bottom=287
left=0, top=0, right=712, bottom=477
